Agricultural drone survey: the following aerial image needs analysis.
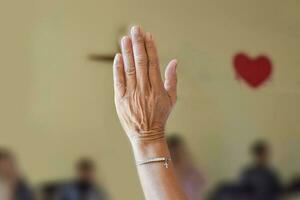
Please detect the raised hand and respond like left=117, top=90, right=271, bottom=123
left=113, top=26, right=177, bottom=144
left=113, top=26, right=187, bottom=200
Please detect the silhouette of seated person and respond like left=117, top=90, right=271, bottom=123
left=284, top=175, right=300, bottom=198
left=56, top=158, right=107, bottom=200
left=239, top=140, right=282, bottom=200
left=0, top=148, right=35, bottom=200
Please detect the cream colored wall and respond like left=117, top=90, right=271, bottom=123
left=1, top=0, right=300, bottom=199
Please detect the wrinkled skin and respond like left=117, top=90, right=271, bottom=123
left=113, top=26, right=187, bottom=200
left=113, top=26, right=177, bottom=143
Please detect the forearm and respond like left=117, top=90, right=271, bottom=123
left=113, top=26, right=185, bottom=199
left=132, top=138, right=187, bottom=200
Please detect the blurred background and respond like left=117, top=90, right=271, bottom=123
left=0, top=0, right=299, bottom=199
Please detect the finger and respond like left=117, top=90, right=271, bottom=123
left=131, top=26, right=149, bottom=91
left=145, top=32, right=164, bottom=92
left=164, top=59, right=177, bottom=105
left=113, top=53, right=126, bottom=98
left=121, top=36, right=136, bottom=91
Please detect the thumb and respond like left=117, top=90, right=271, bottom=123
left=164, top=59, right=177, bottom=105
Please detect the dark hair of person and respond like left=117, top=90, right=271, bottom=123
left=0, top=147, right=13, bottom=161
left=167, top=134, right=185, bottom=152
left=251, top=140, right=268, bottom=157
left=76, top=158, right=95, bottom=172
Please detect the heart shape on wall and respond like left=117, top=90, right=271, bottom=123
left=233, top=53, right=273, bottom=88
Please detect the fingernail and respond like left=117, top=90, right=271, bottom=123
left=114, top=53, right=121, bottom=62
left=131, top=26, right=140, bottom=36
left=173, top=59, right=178, bottom=66
left=121, top=36, right=128, bottom=45
left=173, top=59, right=178, bottom=71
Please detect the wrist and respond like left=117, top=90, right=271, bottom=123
left=131, top=137, right=171, bottom=161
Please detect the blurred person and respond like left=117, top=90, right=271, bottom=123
left=167, top=134, right=205, bottom=200
left=56, top=157, right=108, bottom=200
left=0, top=148, right=35, bottom=200
left=239, top=140, right=282, bottom=200
left=284, top=175, right=300, bottom=198
left=0, top=179, right=11, bottom=200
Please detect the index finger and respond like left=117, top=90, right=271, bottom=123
left=113, top=53, right=126, bottom=98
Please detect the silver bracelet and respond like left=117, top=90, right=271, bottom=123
left=137, top=157, right=172, bottom=168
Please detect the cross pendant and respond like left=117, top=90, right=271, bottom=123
left=164, top=161, right=169, bottom=168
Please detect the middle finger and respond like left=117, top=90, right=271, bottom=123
left=131, top=26, right=150, bottom=92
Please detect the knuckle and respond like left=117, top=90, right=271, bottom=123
left=136, top=35, right=144, bottom=43
left=125, top=65, right=135, bottom=75
left=149, top=60, right=159, bottom=67
left=136, top=56, right=146, bottom=66
left=146, top=42, right=154, bottom=50
left=124, top=48, right=132, bottom=55
left=115, top=81, right=123, bottom=88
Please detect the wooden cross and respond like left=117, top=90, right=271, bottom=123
left=88, top=26, right=126, bottom=63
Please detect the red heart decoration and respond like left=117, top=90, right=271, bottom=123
left=233, top=53, right=272, bottom=88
